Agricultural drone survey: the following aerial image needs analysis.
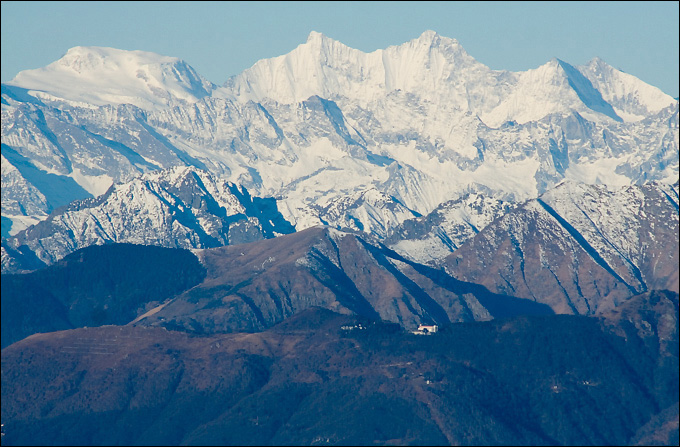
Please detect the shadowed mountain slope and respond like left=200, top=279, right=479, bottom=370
left=1, top=293, right=676, bottom=446
left=137, top=225, right=552, bottom=334
left=1, top=226, right=551, bottom=349
left=0, top=243, right=206, bottom=348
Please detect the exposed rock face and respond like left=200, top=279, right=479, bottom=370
left=630, top=403, right=680, bottom=447
left=137, top=226, right=552, bottom=333
left=445, top=182, right=679, bottom=315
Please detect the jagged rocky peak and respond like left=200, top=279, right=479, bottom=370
left=222, top=30, right=672, bottom=127
left=223, top=29, right=491, bottom=106
left=5, top=46, right=215, bottom=108
left=0, top=165, right=297, bottom=272
left=298, top=30, right=363, bottom=63
left=223, top=30, right=373, bottom=104
left=416, top=29, right=441, bottom=42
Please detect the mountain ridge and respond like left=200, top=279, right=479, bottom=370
left=2, top=31, right=677, bottom=240
left=2, top=292, right=676, bottom=445
left=444, top=181, right=679, bottom=315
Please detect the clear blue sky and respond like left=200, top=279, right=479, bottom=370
left=2, top=1, right=678, bottom=97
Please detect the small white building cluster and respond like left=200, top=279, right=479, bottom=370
left=413, top=324, right=438, bottom=335
left=341, top=323, right=366, bottom=331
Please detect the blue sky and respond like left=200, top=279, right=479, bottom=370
left=2, top=1, right=678, bottom=97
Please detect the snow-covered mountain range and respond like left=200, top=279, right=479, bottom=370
left=446, top=181, right=679, bottom=315
left=1, top=167, right=296, bottom=271
left=1, top=30, right=678, bottom=272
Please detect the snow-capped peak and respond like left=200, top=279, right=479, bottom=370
left=306, top=30, right=328, bottom=43
left=222, top=30, right=495, bottom=106
left=5, top=34, right=671, bottom=128
left=478, top=57, right=624, bottom=127
left=222, top=31, right=664, bottom=127
left=408, top=29, right=463, bottom=51
left=418, top=29, right=439, bottom=40
left=301, top=30, right=348, bottom=51
left=6, top=46, right=215, bottom=108
left=411, top=29, right=442, bottom=46
left=577, top=56, right=677, bottom=121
